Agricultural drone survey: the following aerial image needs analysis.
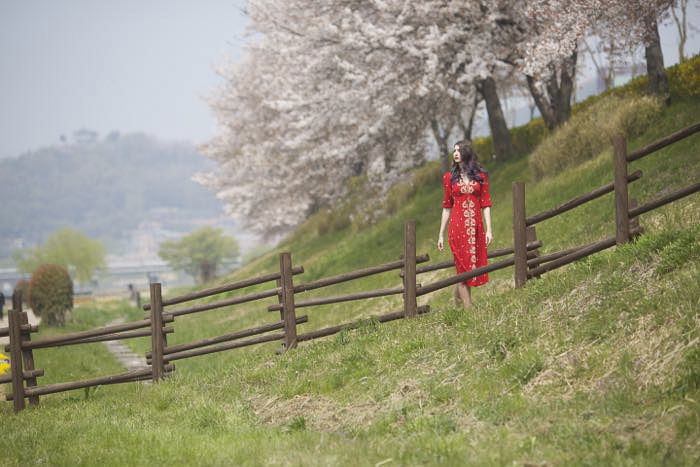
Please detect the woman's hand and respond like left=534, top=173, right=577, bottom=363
left=485, top=230, right=493, bottom=246
left=437, top=236, right=444, bottom=251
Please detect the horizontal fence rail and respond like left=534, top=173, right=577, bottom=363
left=153, top=333, right=286, bottom=364
left=414, top=241, right=542, bottom=276
left=165, top=288, right=281, bottom=318
left=0, top=324, right=38, bottom=338
left=0, top=369, right=44, bottom=385
left=485, top=242, right=542, bottom=260
left=417, top=256, right=517, bottom=296
left=10, top=315, right=175, bottom=352
left=292, top=255, right=429, bottom=293
left=629, top=181, right=700, bottom=218
left=627, top=121, right=700, bottom=162
left=142, top=266, right=304, bottom=310
left=6, top=365, right=175, bottom=401
left=297, top=305, right=431, bottom=342
left=526, top=170, right=642, bottom=226
left=526, top=244, right=584, bottom=268
left=30, top=328, right=176, bottom=350
left=146, top=316, right=309, bottom=359
left=268, top=286, right=409, bottom=312
left=528, top=226, right=642, bottom=277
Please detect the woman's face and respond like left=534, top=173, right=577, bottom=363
left=453, top=145, right=461, bottom=163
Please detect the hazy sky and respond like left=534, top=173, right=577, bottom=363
left=0, top=0, right=248, bottom=159
left=1, top=1, right=698, bottom=160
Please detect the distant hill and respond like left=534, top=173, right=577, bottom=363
left=0, top=131, right=226, bottom=259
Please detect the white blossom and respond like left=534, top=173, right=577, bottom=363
left=201, top=0, right=661, bottom=237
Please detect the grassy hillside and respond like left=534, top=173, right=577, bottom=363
left=1, top=92, right=698, bottom=465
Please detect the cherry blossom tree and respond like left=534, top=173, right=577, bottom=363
left=522, top=0, right=674, bottom=100
left=206, top=0, right=662, bottom=237
left=201, top=0, right=521, bottom=236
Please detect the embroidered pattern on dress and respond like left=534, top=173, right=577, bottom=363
left=461, top=189, right=477, bottom=266
left=457, top=178, right=475, bottom=194
left=447, top=173, right=487, bottom=286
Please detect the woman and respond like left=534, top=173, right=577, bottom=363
left=437, top=140, right=493, bottom=309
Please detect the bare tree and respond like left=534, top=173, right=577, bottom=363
left=669, top=0, right=694, bottom=63
left=584, top=38, right=616, bottom=92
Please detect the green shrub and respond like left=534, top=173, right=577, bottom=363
left=29, top=264, right=74, bottom=326
left=473, top=136, right=495, bottom=162
left=668, top=54, right=700, bottom=97
left=529, top=95, right=662, bottom=179
left=473, top=116, right=549, bottom=164
left=511, top=118, right=549, bottom=158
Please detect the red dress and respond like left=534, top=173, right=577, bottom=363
left=442, top=171, right=492, bottom=286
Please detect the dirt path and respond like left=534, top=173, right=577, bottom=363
left=101, top=318, right=149, bottom=372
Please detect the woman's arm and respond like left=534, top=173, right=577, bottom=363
left=438, top=208, right=451, bottom=251
left=483, top=207, right=492, bottom=246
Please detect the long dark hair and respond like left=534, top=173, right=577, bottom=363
left=450, top=140, right=486, bottom=184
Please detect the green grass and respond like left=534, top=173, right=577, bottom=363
left=1, top=94, right=698, bottom=465
left=529, top=94, right=663, bottom=179
left=1, top=301, right=140, bottom=397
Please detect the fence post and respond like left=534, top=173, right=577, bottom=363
left=612, top=135, right=630, bottom=244
left=402, top=221, right=418, bottom=318
left=8, top=306, right=25, bottom=413
left=279, top=253, right=298, bottom=351
left=149, top=283, right=166, bottom=382
left=14, top=292, right=39, bottom=406
left=525, top=225, right=540, bottom=279
left=512, top=181, right=528, bottom=288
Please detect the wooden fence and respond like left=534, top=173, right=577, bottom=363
left=511, top=122, right=700, bottom=287
left=1, top=290, right=174, bottom=412
left=3, top=121, right=699, bottom=414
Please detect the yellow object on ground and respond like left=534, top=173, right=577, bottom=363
left=0, top=352, right=10, bottom=376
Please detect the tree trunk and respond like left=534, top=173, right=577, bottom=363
left=458, top=92, right=482, bottom=142
left=527, top=75, right=554, bottom=128
left=644, top=18, right=670, bottom=103
left=670, top=0, right=688, bottom=63
left=556, top=54, right=575, bottom=125
left=200, top=263, right=216, bottom=284
left=430, top=118, right=451, bottom=173
left=526, top=50, right=577, bottom=131
left=479, top=76, right=513, bottom=161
